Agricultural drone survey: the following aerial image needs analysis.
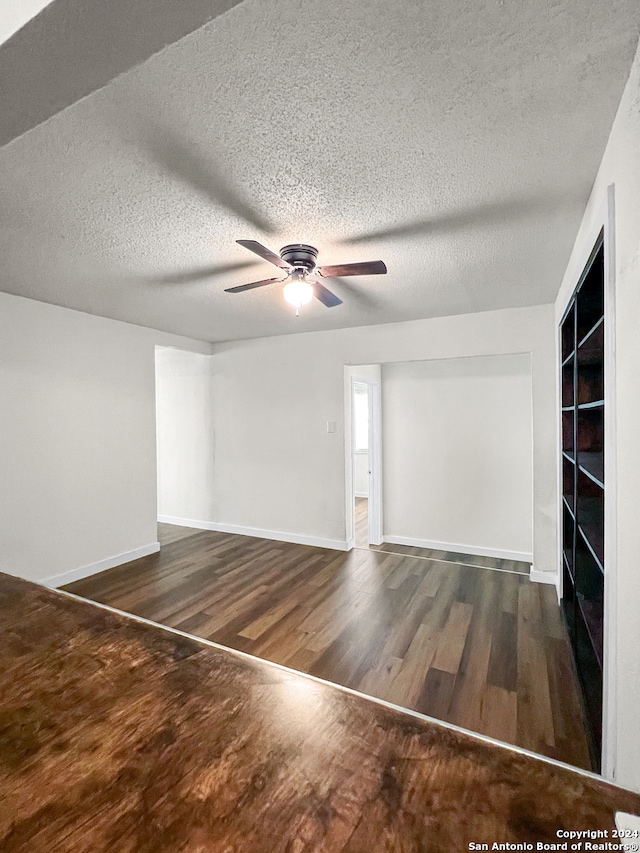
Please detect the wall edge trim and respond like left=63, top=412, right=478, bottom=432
left=530, top=568, right=558, bottom=586
left=42, top=542, right=161, bottom=588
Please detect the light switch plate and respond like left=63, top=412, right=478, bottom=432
left=326, top=421, right=336, bottom=433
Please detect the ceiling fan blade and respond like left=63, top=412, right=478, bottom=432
left=236, top=240, right=290, bottom=270
left=311, top=280, right=343, bottom=307
left=224, top=276, right=287, bottom=294
left=316, top=260, right=387, bottom=278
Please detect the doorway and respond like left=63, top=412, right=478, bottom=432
left=348, top=370, right=382, bottom=548
left=353, top=381, right=370, bottom=547
left=154, top=345, right=215, bottom=531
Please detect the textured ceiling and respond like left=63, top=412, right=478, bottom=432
left=1, top=0, right=639, bottom=342
left=0, top=0, right=54, bottom=46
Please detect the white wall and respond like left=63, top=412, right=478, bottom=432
left=155, top=346, right=215, bottom=523
left=0, top=292, right=211, bottom=585
left=210, top=303, right=555, bottom=573
left=382, top=355, right=532, bottom=560
left=554, top=38, right=640, bottom=792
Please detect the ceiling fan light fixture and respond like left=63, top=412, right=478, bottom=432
left=230, top=240, right=386, bottom=312
left=283, top=278, right=313, bottom=311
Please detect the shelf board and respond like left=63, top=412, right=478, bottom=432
left=576, top=593, right=603, bottom=670
left=562, top=494, right=575, bottom=517
left=578, top=452, right=604, bottom=488
left=562, top=406, right=575, bottom=412
left=563, top=549, right=574, bottom=583
left=577, top=494, right=603, bottom=550
left=578, top=401, right=604, bottom=410
left=563, top=450, right=576, bottom=465
left=578, top=315, right=604, bottom=350
left=577, top=317, right=604, bottom=367
left=578, top=524, right=604, bottom=574
left=562, top=350, right=575, bottom=367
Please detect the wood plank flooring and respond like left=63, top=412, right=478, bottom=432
left=355, top=497, right=530, bottom=574
left=5, top=572, right=640, bottom=853
left=354, top=495, right=369, bottom=547
left=155, top=522, right=203, bottom=545
left=66, top=523, right=593, bottom=771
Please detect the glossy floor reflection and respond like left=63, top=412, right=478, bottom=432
left=67, top=523, right=593, bottom=770
left=3, top=573, right=640, bottom=853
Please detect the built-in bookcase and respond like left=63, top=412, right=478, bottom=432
left=560, top=231, right=605, bottom=772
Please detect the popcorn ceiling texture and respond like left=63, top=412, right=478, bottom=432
left=0, top=0, right=243, bottom=147
left=0, top=0, right=638, bottom=342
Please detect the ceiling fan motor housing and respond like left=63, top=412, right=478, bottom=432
left=230, top=239, right=385, bottom=306
left=280, top=244, right=318, bottom=272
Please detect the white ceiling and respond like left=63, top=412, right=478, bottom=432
left=1, top=0, right=639, bottom=342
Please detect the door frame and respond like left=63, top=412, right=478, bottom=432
left=349, top=375, right=382, bottom=546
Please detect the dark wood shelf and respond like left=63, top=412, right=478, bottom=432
left=563, top=549, right=574, bottom=583
left=561, top=300, right=576, bottom=363
left=577, top=594, right=603, bottom=669
left=577, top=493, right=604, bottom=569
left=562, top=359, right=574, bottom=408
left=577, top=349, right=604, bottom=403
left=578, top=524, right=604, bottom=574
left=559, top=233, right=604, bottom=771
left=576, top=242, right=604, bottom=341
left=578, top=452, right=604, bottom=488
left=578, top=315, right=604, bottom=352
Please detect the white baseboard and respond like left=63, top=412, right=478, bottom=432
left=354, top=491, right=369, bottom=499
left=345, top=537, right=355, bottom=551
left=158, top=514, right=209, bottom=529
left=382, top=535, right=532, bottom=565
left=530, top=568, right=559, bottom=588
left=43, top=542, right=160, bottom=589
left=158, top=515, right=351, bottom=552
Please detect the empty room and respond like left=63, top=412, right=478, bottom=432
left=2, top=0, right=640, bottom=848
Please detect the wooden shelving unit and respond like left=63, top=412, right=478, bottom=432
left=560, top=233, right=605, bottom=771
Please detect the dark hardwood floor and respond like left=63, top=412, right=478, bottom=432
left=5, top=572, right=639, bottom=852
left=66, top=523, right=593, bottom=771
left=354, top=495, right=370, bottom=548
left=355, top=497, right=530, bottom=574
left=155, top=522, right=203, bottom=545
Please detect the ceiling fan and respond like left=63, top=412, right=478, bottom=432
left=225, top=240, right=387, bottom=314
